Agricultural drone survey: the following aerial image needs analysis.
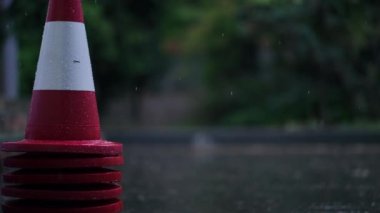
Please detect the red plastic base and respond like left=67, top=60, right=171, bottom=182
left=4, top=168, right=122, bottom=184
left=1, top=139, right=122, bottom=155
left=1, top=140, right=124, bottom=212
left=3, top=199, right=122, bottom=213
left=2, top=184, right=122, bottom=200
left=4, top=153, right=124, bottom=168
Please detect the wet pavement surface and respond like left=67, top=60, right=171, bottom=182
left=122, top=143, right=380, bottom=213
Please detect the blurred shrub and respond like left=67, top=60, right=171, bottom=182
left=169, top=0, right=380, bottom=125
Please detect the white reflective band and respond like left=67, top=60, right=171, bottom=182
left=34, top=22, right=95, bottom=91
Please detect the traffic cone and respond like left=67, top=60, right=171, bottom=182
left=1, top=0, right=123, bottom=212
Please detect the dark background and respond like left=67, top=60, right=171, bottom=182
left=2, top=0, right=380, bottom=133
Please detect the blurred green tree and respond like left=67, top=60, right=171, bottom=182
left=172, top=0, right=380, bottom=125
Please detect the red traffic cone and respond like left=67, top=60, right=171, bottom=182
left=1, top=0, right=123, bottom=212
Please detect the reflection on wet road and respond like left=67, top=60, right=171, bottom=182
left=122, top=143, right=380, bottom=213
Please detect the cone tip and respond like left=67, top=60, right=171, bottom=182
left=46, top=0, right=84, bottom=23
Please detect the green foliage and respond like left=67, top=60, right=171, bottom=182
left=172, top=0, right=380, bottom=125
left=9, top=1, right=45, bottom=95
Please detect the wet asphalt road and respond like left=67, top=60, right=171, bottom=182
left=122, top=143, right=380, bottom=213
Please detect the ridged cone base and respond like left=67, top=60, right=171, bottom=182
left=2, top=149, right=123, bottom=212
left=3, top=199, right=122, bottom=213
